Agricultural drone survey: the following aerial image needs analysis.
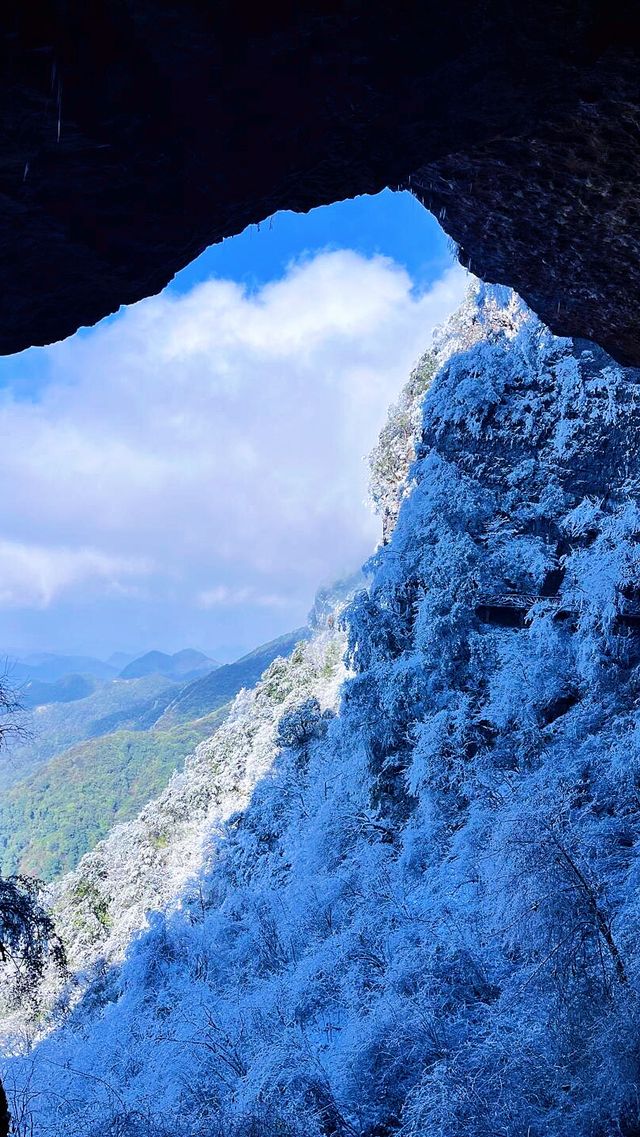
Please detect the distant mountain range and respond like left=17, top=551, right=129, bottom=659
left=3, top=646, right=221, bottom=713
left=0, top=629, right=309, bottom=880
left=7, top=652, right=118, bottom=684
left=118, top=648, right=219, bottom=682
left=7, top=646, right=220, bottom=694
left=156, top=628, right=308, bottom=726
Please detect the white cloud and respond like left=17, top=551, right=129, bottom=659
left=198, top=586, right=291, bottom=610
left=0, top=541, right=150, bottom=609
left=0, top=251, right=467, bottom=654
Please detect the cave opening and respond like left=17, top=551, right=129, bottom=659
left=0, top=188, right=463, bottom=668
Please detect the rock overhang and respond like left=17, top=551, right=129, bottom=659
left=1, top=2, right=638, bottom=360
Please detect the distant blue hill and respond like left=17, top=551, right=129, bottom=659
left=119, top=649, right=219, bottom=682
left=4, top=648, right=221, bottom=708
left=8, top=653, right=117, bottom=684
left=106, top=651, right=137, bottom=670
left=155, top=628, right=309, bottom=726
left=20, top=673, right=97, bottom=710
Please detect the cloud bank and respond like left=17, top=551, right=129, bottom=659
left=0, top=251, right=467, bottom=658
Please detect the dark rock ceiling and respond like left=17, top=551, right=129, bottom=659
left=1, top=2, right=639, bottom=361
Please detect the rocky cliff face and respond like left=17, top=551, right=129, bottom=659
left=368, top=284, right=525, bottom=541
left=7, top=287, right=640, bottom=1136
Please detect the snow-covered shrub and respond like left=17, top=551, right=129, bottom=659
left=275, top=698, right=331, bottom=749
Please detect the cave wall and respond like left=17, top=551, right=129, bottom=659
left=0, top=2, right=638, bottom=358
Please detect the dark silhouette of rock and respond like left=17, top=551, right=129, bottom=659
left=0, top=3, right=638, bottom=359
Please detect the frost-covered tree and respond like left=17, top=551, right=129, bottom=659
left=0, top=875, right=67, bottom=1136
left=369, top=349, right=436, bottom=541
left=0, top=681, right=66, bottom=1137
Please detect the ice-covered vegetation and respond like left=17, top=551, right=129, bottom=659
left=0, top=710, right=228, bottom=881
left=6, top=283, right=640, bottom=1136
left=368, top=348, right=436, bottom=541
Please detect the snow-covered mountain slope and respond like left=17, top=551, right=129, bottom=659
left=8, top=284, right=640, bottom=1137
left=48, top=628, right=345, bottom=979
left=368, top=281, right=524, bottom=543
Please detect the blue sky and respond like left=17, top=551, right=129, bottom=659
left=0, top=191, right=453, bottom=399
left=170, top=190, right=454, bottom=295
left=0, top=190, right=465, bottom=662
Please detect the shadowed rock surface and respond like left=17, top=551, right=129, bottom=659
left=0, top=2, right=638, bottom=359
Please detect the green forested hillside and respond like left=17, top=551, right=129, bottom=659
left=0, top=674, right=178, bottom=791
left=0, top=630, right=308, bottom=880
left=0, top=707, right=228, bottom=880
